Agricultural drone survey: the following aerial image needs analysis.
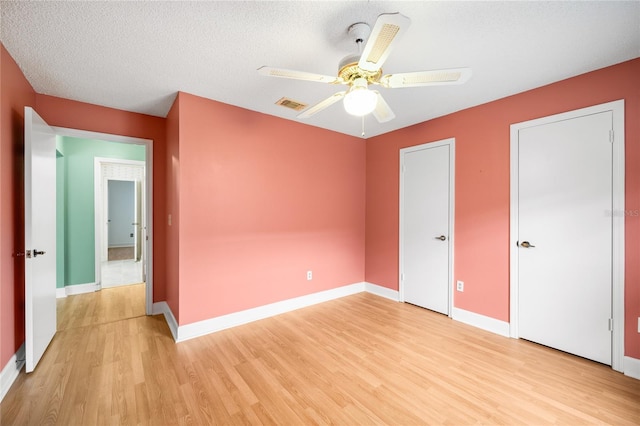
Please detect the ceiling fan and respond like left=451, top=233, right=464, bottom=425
left=258, top=12, right=471, bottom=123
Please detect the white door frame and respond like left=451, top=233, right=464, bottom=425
left=97, top=160, right=145, bottom=280
left=98, top=161, right=145, bottom=260
left=399, top=138, right=455, bottom=317
left=54, top=127, right=154, bottom=316
left=509, top=100, right=625, bottom=372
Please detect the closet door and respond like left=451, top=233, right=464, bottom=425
left=516, top=111, right=613, bottom=365
left=400, top=139, right=454, bottom=315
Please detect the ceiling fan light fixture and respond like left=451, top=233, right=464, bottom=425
left=343, top=78, right=377, bottom=116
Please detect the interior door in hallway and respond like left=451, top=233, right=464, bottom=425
left=516, top=110, right=613, bottom=365
left=107, top=179, right=135, bottom=251
left=24, top=106, right=57, bottom=373
left=400, top=139, right=454, bottom=315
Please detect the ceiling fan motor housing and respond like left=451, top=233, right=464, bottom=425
left=338, top=56, right=382, bottom=84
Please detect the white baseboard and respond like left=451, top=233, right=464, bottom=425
left=1, top=343, right=25, bottom=403
left=365, top=282, right=399, bottom=301
left=66, top=282, right=99, bottom=295
left=56, top=282, right=99, bottom=298
left=624, top=356, right=640, bottom=380
left=451, top=307, right=510, bottom=337
left=175, top=282, right=366, bottom=342
left=153, top=301, right=178, bottom=341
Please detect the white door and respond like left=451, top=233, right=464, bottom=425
left=400, top=139, right=454, bottom=315
left=24, top=107, right=57, bottom=373
left=517, top=111, right=613, bottom=365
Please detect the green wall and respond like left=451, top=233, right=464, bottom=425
left=56, top=136, right=145, bottom=287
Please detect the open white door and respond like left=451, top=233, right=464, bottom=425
left=24, top=107, right=57, bottom=373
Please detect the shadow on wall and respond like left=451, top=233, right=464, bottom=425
left=12, top=108, right=26, bottom=350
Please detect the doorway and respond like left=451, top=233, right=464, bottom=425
left=96, top=159, right=146, bottom=288
left=55, top=127, right=154, bottom=315
left=399, top=138, right=455, bottom=315
left=24, top=107, right=154, bottom=373
left=509, top=100, right=624, bottom=371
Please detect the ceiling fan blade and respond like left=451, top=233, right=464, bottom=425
left=371, top=91, right=395, bottom=123
left=297, top=91, right=346, bottom=119
left=358, top=13, right=411, bottom=73
left=380, top=68, right=472, bottom=88
left=258, top=66, right=343, bottom=84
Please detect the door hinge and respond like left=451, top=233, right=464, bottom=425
left=400, top=273, right=404, bottom=281
left=608, top=318, right=613, bottom=331
left=26, top=250, right=32, bottom=258
left=609, top=130, right=614, bottom=143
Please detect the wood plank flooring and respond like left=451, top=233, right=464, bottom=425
left=57, top=283, right=145, bottom=331
left=2, top=290, right=639, bottom=425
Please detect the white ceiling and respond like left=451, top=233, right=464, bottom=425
left=1, top=1, right=639, bottom=138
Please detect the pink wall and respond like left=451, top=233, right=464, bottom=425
left=0, top=44, right=36, bottom=367
left=173, top=92, right=366, bottom=325
left=34, top=94, right=168, bottom=303
left=365, top=58, right=640, bottom=358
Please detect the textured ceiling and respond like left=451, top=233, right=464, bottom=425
left=1, top=1, right=639, bottom=138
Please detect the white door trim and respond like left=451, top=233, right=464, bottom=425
left=509, top=100, right=625, bottom=372
left=53, top=127, right=154, bottom=316
left=399, top=138, right=455, bottom=317
left=95, top=159, right=145, bottom=287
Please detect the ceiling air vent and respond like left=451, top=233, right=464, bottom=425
left=275, top=97, right=307, bottom=111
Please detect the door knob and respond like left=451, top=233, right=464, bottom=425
left=435, top=235, right=447, bottom=241
left=33, top=250, right=46, bottom=257
left=519, top=241, right=535, bottom=248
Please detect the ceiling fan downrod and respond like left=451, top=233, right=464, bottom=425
left=348, top=22, right=370, bottom=55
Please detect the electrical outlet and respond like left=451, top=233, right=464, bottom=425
left=307, top=271, right=312, bottom=280
left=456, top=280, right=464, bottom=292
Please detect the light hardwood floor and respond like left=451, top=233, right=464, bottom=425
left=57, top=283, right=146, bottom=330
left=2, top=290, right=639, bottom=425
